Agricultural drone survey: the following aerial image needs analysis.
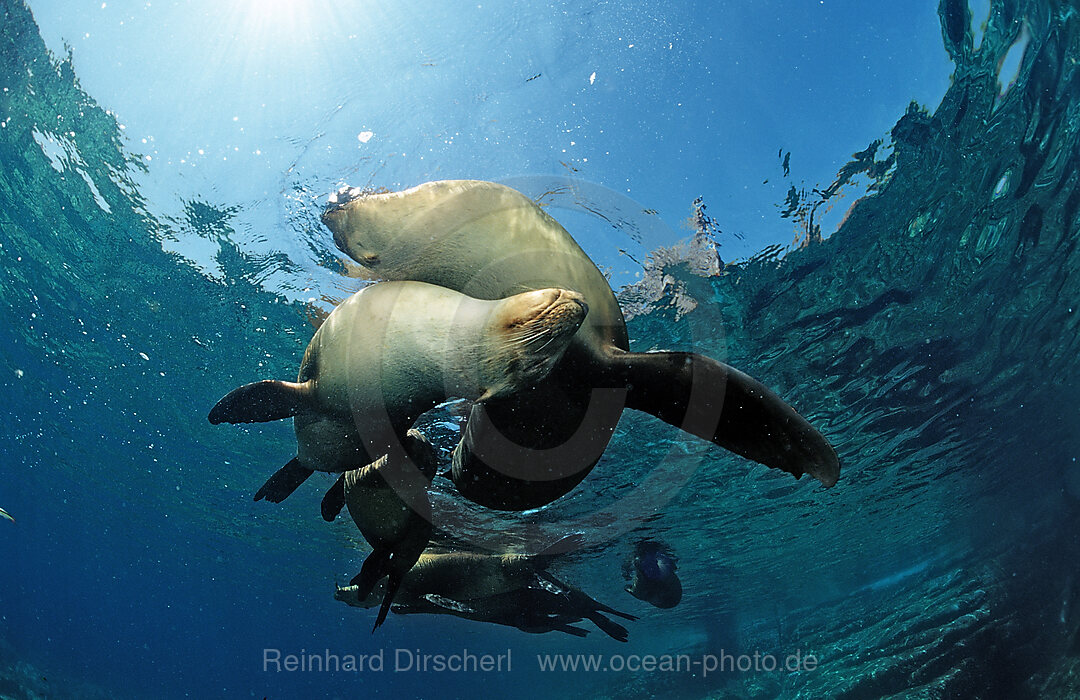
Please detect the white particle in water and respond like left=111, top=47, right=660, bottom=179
left=139, top=352, right=149, bottom=361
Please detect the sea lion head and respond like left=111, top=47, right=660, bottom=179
left=322, top=186, right=387, bottom=267
left=478, top=287, right=587, bottom=400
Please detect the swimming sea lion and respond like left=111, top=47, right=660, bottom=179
left=335, top=548, right=637, bottom=641
left=208, top=280, right=587, bottom=506
left=387, top=586, right=635, bottom=641
left=321, top=180, right=840, bottom=511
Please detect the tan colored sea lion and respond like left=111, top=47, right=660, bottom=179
left=321, top=180, right=840, bottom=511
left=208, top=281, right=587, bottom=620
left=335, top=547, right=637, bottom=641
left=209, top=280, right=587, bottom=499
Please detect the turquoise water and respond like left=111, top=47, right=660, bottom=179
left=2, top=0, right=1080, bottom=697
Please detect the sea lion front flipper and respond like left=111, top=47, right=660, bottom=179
left=253, top=458, right=314, bottom=503
left=614, top=351, right=840, bottom=487
left=208, top=379, right=314, bottom=425
left=321, top=474, right=347, bottom=522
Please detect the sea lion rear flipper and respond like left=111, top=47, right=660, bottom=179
left=540, top=572, right=638, bottom=623
left=253, top=458, right=314, bottom=503
left=208, top=379, right=314, bottom=425
left=321, top=474, right=346, bottom=522
left=373, top=571, right=407, bottom=632
left=616, top=351, right=840, bottom=487
left=350, top=549, right=392, bottom=594
left=584, top=611, right=630, bottom=642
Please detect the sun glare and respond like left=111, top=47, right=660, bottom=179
left=230, top=0, right=324, bottom=46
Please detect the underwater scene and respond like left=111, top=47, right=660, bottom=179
left=3, top=0, right=1080, bottom=697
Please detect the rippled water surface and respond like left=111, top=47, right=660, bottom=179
left=2, top=0, right=1080, bottom=698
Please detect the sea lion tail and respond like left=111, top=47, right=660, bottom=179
left=208, top=379, right=315, bottom=425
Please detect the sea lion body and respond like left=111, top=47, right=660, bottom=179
left=343, top=550, right=542, bottom=605
left=210, top=280, right=587, bottom=482
left=209, top=280, right=587, bottom=628
left=334, top=549, right=638, bottom=641
left=322, top=180, right=840, bottom=511
left=289, top=281, right=587, bottom=474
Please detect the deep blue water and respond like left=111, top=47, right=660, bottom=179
left=2, top=0, right=1080, bottom=698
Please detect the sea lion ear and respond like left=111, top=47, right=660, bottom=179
left=208, top=380, right=315, bottom=424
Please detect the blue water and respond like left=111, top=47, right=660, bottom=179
left=2, top=0, right=1080, bottom=698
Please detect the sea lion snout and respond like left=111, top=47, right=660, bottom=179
left=511, top=288, right=588, bottom=350
left=525, top=288, right=588, bottom=329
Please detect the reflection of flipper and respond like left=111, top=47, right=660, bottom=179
left=532, top=533, right=586, bottom=569
left=615, top=351, right=839, bottom=486
left=321, top=475, right=346, bottom=522
left=253, top=458, right=313, bottom=503
left=208, top=379, right=313, bottom=425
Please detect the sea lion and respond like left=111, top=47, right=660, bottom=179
left=388, top=586, right=635, bottom=641
left=321, top=180, right=840, bottom=511
left=210, top=281, right=586, bottom=626
left=623, top=541, right=682, bottom=609
left=335, top=548, right=637, bottom=641
left=209, top=280, right=587, bottom=502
